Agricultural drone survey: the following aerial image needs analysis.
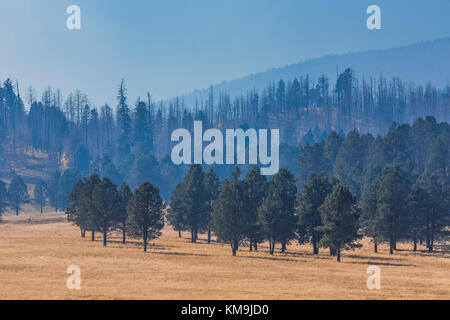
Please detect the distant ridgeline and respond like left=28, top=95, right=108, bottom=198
left=0, top=68, right=449, bottom=197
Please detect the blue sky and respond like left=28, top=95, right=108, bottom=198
left=1, top=0, right=450, bottom=107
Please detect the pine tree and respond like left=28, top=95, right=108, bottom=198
left=118, top=182, right=132, bottom=244
left=259, top=168, right=297, bottom=255
left=34, top=180, right=48, bottom=214
left=375, top=164, right=410, bottom=254
left=167, top=181, right=188, bottom=239
left=79, top=174, right=101, bottom=241
left=296, top=173, right=332, bottom=254
left=243, top=166, right=267, bottom=251
left=116, top=79, right=132, bottom=158
left=91, top=178, right=120, bottom=247
left=361, top=178, right=381, bottom=253
left=318, top=184, right=361, bottom=262
left=7, top=175, right=29, bottom=216
left=127, top=182, right=165, bottom=252
left=212, top=168, right=252, bottom=256
left=66, top=179, right=86, bottom=237
left=203, top=169, right=220, bottom=244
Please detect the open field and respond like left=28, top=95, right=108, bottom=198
left=0, top=213, right=449, bottom=300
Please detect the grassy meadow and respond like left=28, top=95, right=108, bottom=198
left=0, top=212, right=448, bottom=300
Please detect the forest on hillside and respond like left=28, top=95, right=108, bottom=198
left=0, top=68, right=449, bottom=200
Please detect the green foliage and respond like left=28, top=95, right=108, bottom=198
left=318, top=184, right=361, bottom=262
left=91, top=178, right=121, bottom=246
left=259, top=168, right=297, bottom=255
left=296, top=173, right=332, bottom=254
left=168, top=165, right=209, bottom=243
left=375, top=164, right=411, bottom=254
left=117, top=182, right=132, bottom=244
left=66, top=179, right=87, bottom=236
left=7, top=175, right=29, bottom=216
left=127, top=182, right=165, bottom=252
left=243, top=166, right=267, bottom=250
left=212, top=168, right=252, bottom=256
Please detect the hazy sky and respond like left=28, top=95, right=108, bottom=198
left=1, top=0, right=450, bottom=107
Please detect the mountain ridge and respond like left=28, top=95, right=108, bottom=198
left=174, top=37, right=450, bottom=106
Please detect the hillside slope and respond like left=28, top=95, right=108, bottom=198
left=179, top=38, right=450, bottom=105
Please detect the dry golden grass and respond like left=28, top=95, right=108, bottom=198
left=0, top=213, right=448, bottom=300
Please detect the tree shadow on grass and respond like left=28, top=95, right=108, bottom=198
left=148, top=250, right=209, bottom=257
left=238, top=255, right=301, bottom=263
left=344, top=260, right=415, bottom=267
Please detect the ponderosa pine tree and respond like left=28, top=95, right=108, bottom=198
left=243, top=166, right=267, bottom=251
left=203, top=169, right=220, bottom=244
left=79, top=174, right=101, bottom=241
left=410, top=171, right=449, bottom=251
left=7, top=175, right=29, bottom=216
left=296, top=173, right=332, bottom=254
left=116, top=79, right=132, bottom=158
left=91, top=178, right=120, bottom=247
left=34, top=180, right=48, bottom=214
left=66, top=179, right=86, bottom=237
left=259, top=168, right=297, bottom=255
left=375, top=164, right=410, bottom=254
left=212, top=168, right=252, bottom=256
left=117, top=182, right=132, bottom=244
left=127, top=182, right=165, bottom=252
left=318, top=183, right=361, bottom=262
left=178, top=165, right=209, bottom=243
left=360, top=178, right=381, bottom=253
left=167, top=181, right=188, bottom=238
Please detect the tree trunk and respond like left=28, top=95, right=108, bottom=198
left=374, top=239, right=378, bottom=253
left=15, top=205, right=19, bottom=216
left=178, top=230, right=181, bottom=238
left=253, top=242, right=258, bottom=252
left=207, top=229, right=211, bottom=244
left=413, top=231, right=417, bottom=252
left=389, top=239, right=394, bottom=254
left=232, top=240, right=238, bottom=256
left=91, top=231, right=95, bottom=241
left=40, top=205, right=43, bottom=214
left=103, top=231, right=107, bottom=247
left=281, top=241, right=286, bottom=253
left=312, top=232, right=319, bottom=255
left=336, top=248, right=341, bottom=262
left=249, top=238, right=253, bottom=252
left=143, top=230, right=148, bottom=252
left=122, top=225, right=126, bottom=244
left=80, top=228, right=85, bottom=238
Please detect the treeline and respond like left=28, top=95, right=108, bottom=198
left=1, top=70, right=450, bottom=198
left=297, top=116, right=450, bottom=253
left=66, top=174, right=164, bottom=251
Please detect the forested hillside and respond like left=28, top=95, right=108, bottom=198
left=0, top=65, right=449, bottom=200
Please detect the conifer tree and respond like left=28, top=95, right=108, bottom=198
left=127, top=182, right=165, bottom=252
left=296, top=173, right=332, bottom=254
left=318, top=184, right=361, bottom=262
left=7, top=175, right=29, bottom=216
left=91, top=178, right=120, bottom=247
left=243, top=166, right=267, bottom=251
left=212, top=168, right=251, bottom=256
left=259, top=169, right=297, bottom=255
left=118, top=182, right=132, bottom=244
